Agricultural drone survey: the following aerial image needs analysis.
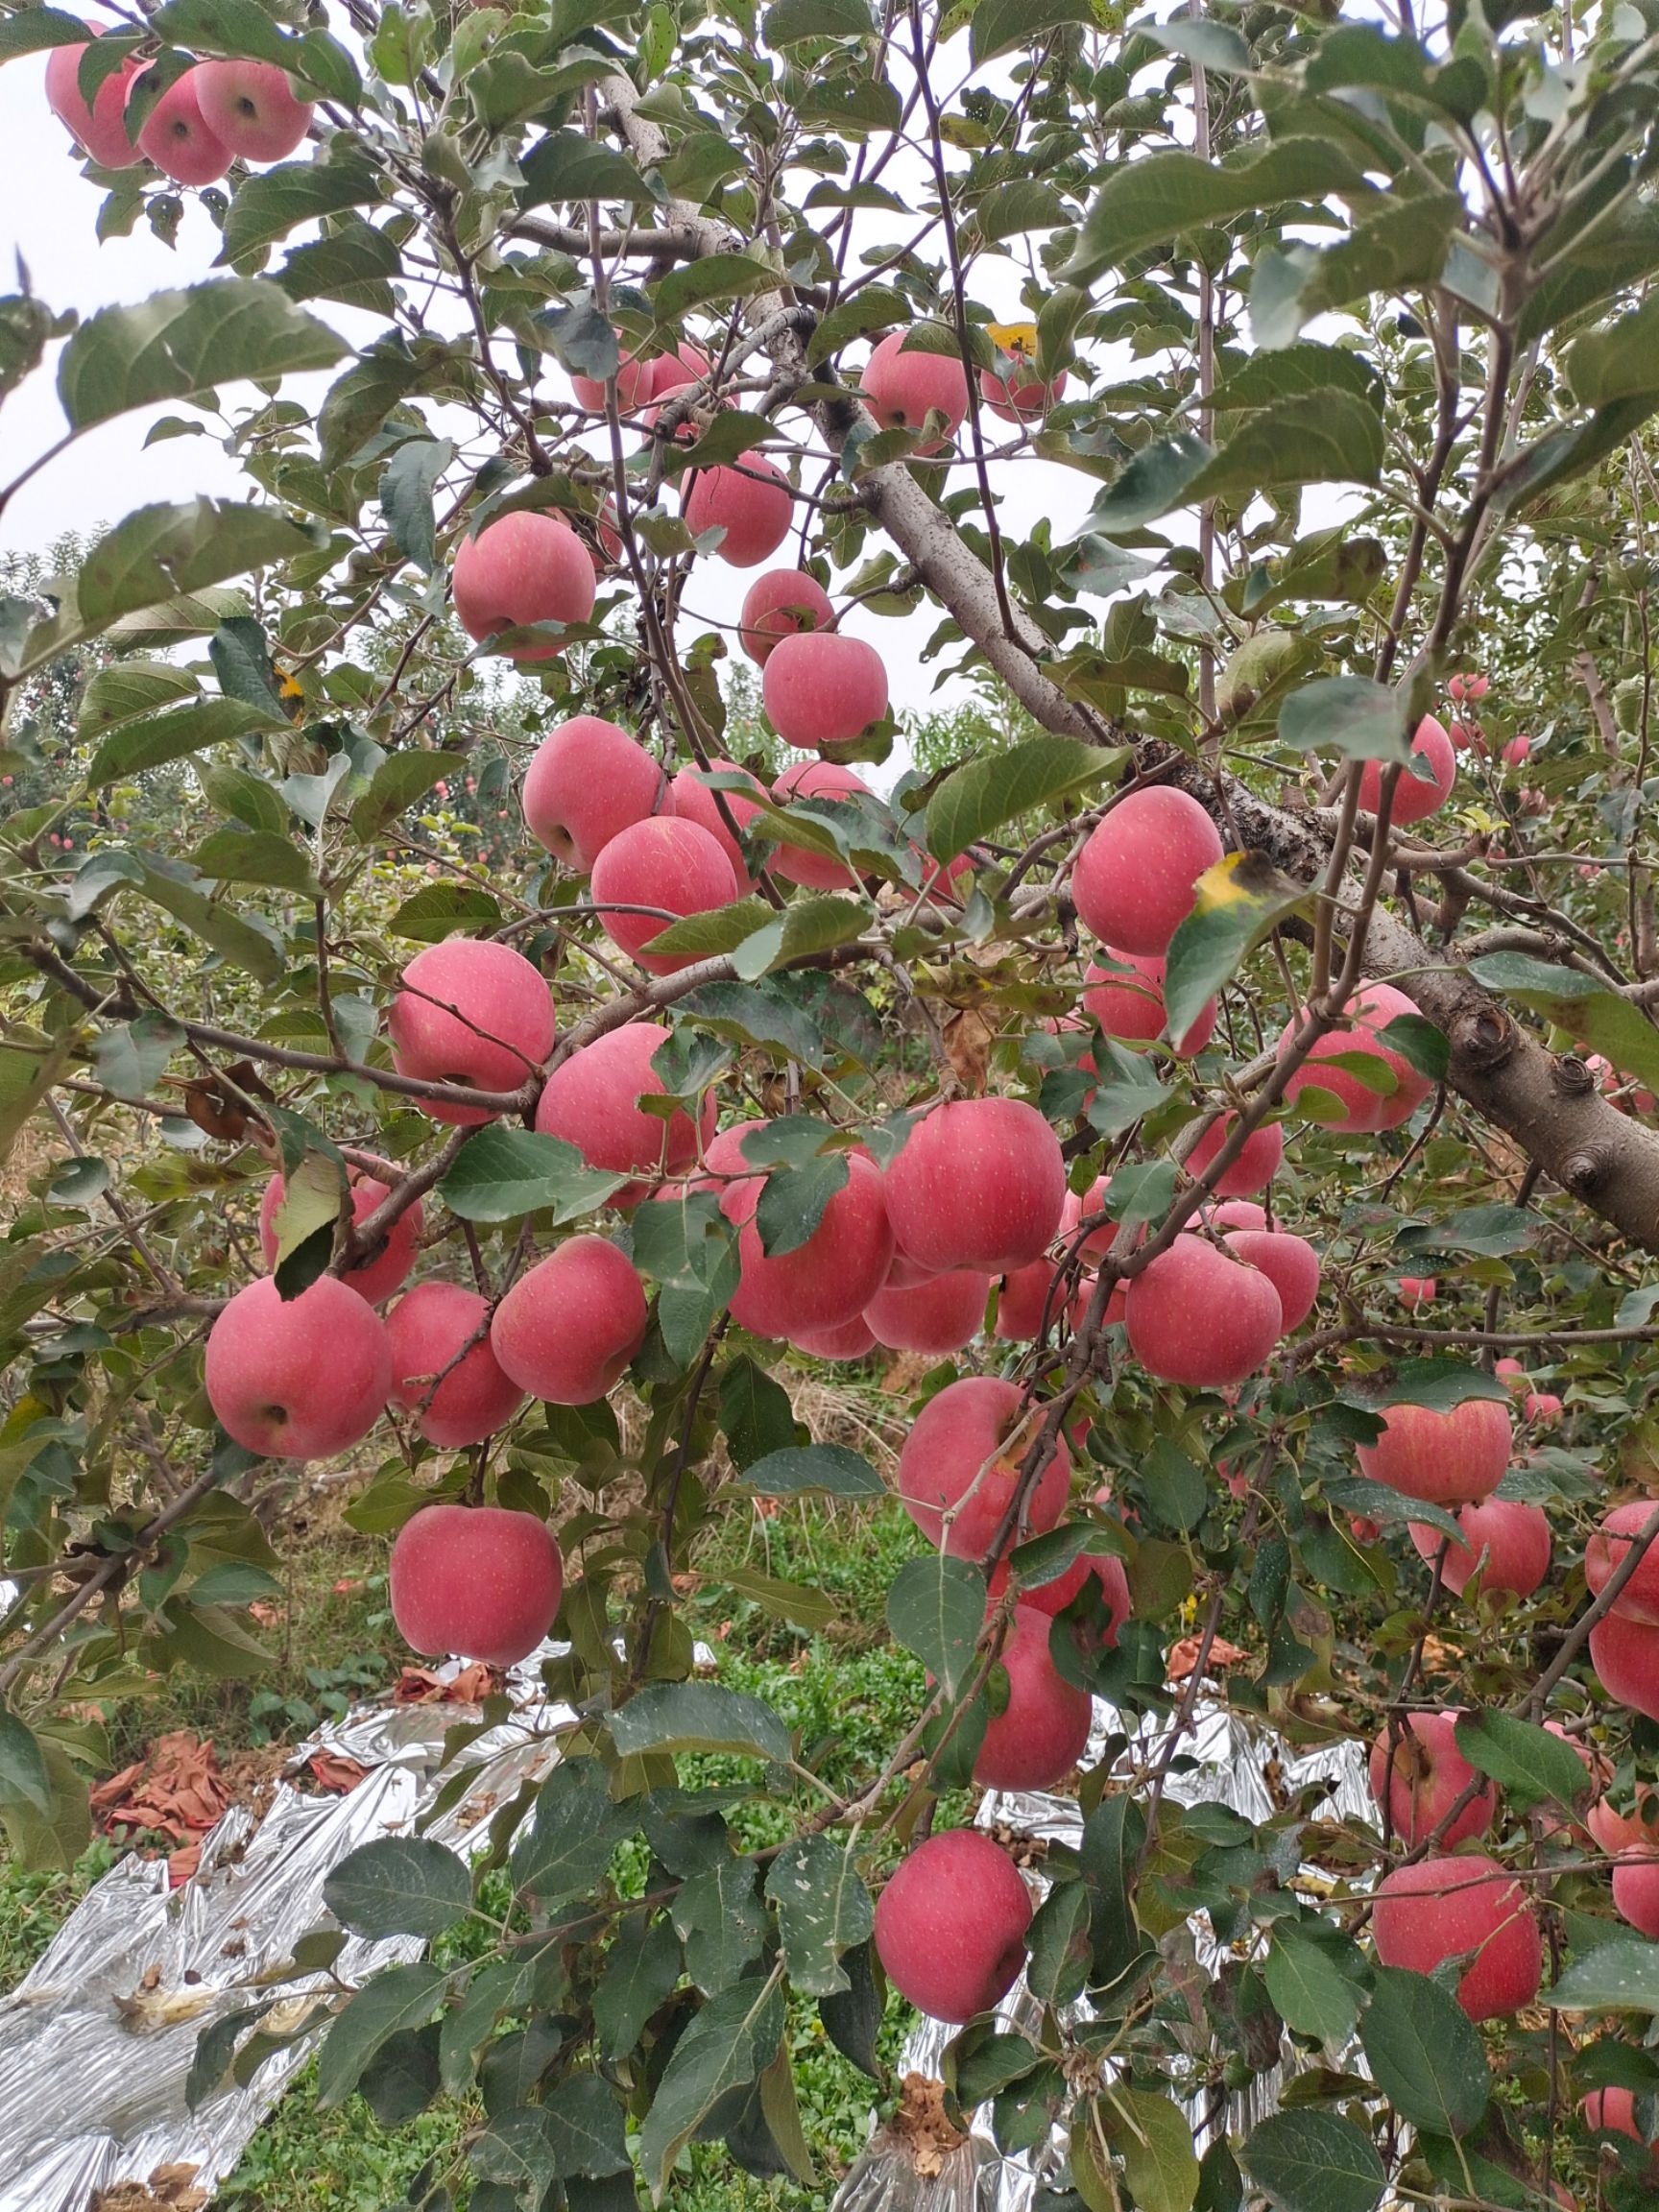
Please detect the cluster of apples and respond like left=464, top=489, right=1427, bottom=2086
left=46, top=25, right=312, bottom=183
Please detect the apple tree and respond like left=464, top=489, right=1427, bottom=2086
left=6, top=0, right=1659, bottom=2205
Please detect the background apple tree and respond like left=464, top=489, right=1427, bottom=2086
left=7, top=0, right=1659, bottom=2205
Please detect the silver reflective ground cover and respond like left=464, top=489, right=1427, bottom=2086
left=0, top=1658, right=1369, bottom=2212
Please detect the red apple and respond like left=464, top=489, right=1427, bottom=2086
left=1587, top=1783, right=1658, bottom=1858
left=897, top=1376, right=1070, bottom=1560
left=1221, top=1224, right=1320, bottom=1333
left=648, top=342, right=713, bottom=397
left=534, top=1022, right=714, bottom=1205
left=1580, top=2087, right=1649, bottom=2152
left=1367, top=1711, right=1495, bottom=1848
left=1187, top=1116, right=1284, bottom=1196
left=980, top=363, right=1068, bottom=422
left=1071, top=787, right=1223, bottom=956
left=490, top=1236, right=648, bottom=1403
left=1081, top=950, right=1215, bottom=1055
left=706, top=1124, right=894, bottom=1336
left=1370, top=1854, right=1541, bottom=2021
left=988, top=1546, right=1130, bottom=1639
left=134, top=67, right=232, bottom=184
left=1449, top=673, right=1490, bottom=703
left=1357, top=1394, right=1511, bottom=1507
left=972, top=1604, right=1094, bottom=1791
left=389, top=1503, right=562, bottom=1668
left=682, top=457, right=793, bottom=567
left=861, top=329, right=969, bottom=449
left=193, top=59, right=312, bottom=161
left=1589, top=1611, right=1659, bottom=1723
left=1407, top=1499, right=1551, bottom=1599
left=388, top=939, right=554, bottom=1124
left=1074, top=1175, right=1118, bottom=1262
left=569, top=349, right=655, bottom=412
left=865, top=1267, right=991, bottom=1355
left=451, top=512, right=596, bottom=658
left=1124, top=1236, right=1283, bottom=1387
left=883, top=1098, right=1067, bottom=1275
left=1502, top=733, right=1532, bottom=767
left=204, top=1275, right=391, bottom=1459
left=1586, top=1502, right=1659, bottom=1624
left=668, top=759, right=767, bottom=893
left=762, top=631, right=889, bottom=751
left=1613, top=1853, right=1659, bottom=1939
left=521, top=717, right=667, bottom=873
left=790, top=1313, right=878, bottom=1360
left=46, top=33, right=142, bottom=168
left=589, top=815, right=739, bottom=974
left=873, top=1829, right=1031, bottom=2024
left=1398, top=1275, right=1437, bottom=1308
left=257, top=1169, right=420, bottom=1307
left=1357, top=713, right=1456, bottom=825
left=738, top=567, right=834, bottom=664
left=387, top=1282, right=526, bottom=1447
left=994, top=1195, right=1082, bottom=1343
left=1276, top=979, right=1432, bottom=1133
left=768, top=758, right=874, bottom=891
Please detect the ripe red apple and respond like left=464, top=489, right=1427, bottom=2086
left=884, top=1098, right=1067, bottom=1274
left=1221, top=1224, right=1319, bottom=1333
left=257, top=1169, right=420, bottom=1307
left=980, top=363, right=1068, bottom=422
left=388, top=939, right=555, bottom=1124
left=1081, top=951, right=1215, bottom=1055
left=1370, top=1854, right=1541, bottom=2021
left=738, top=567, right=834, bottom=664
left=1586, top=1502, right=1659, bottom=1624
left=1124, top=1236, right=1283, bottom=1387
left=873, top=1829, right=1031, bottom=2024
left=865, top=1267, right=991, bottom=1355
left=1580, top=2088, right=1649, bottom=2152
left=1074, top=1175, right=1118, bottom=1262
left=1524, top=1386, right=1563, bottom=1425
left=860, top=329, right=969, bottom=448
left=193, top=59, right=312, bottom=160
left=972, top=1604, right=1094, bottom=1791
left=1187, top=1116, right=1284, bottom=1196
left=988, top=1545, right=1130, bottom=1639
left=897, top=1376, right=1070, bottom=1560
left=134, top=68, right=232, bottom=184
left=1276, top=979, right=1432, bottom=1132
left=389, top=1503, right=562, bottom=1668
left=769, top=758, right=874, bottom=891
left=682, top=457, right=793, bottom=567
left=790, top=1313, right=878, bottom=1360
left=534, top=1022, right=714, bottom=1205
left=706, top=1124, right=894, bottom=1335
left=1449, top=673, right=1490, bottom=703
left=450, top=512, right=596, bottom=658
left=668, top=759, right=767, bottom=892
left=762, top=631, right=889, bottom=751
left=386, top=1282, right=526, bottom=1447
left=1407, top=1499, right=1551, bottom=1599
left=1367, top=1711, right=1495, bottom=1848
left=46, top=33, right=141, bottom=167
left=521, top=716, right=667, bottom=873
left=1587, top=1783, right=1658, bottom=1858
left=1589, top=1611, right=1659, bottom=1722
left=649, top=342, right=713, bottom=397
left=1357, top=1394, right=1511, bottom=1506
left=1398, top=1275, right=1436, bottom=1309
left=1357, top=713, right=1456, bottom=825
left=204, top=1275, right=391, bottom=1459
left=589, top=815, right=739, bottom=974
left=994, top=1200, right=1082, bottom=1343
left=569, top=349, right=655, bottom=412
left=490, top=1236, right=648, bottom=1403
left=1071, top=787, right=1223, bottom=955
left=1502, top=733, right=1532, bottom=767
left=1613, top=1853, right=1659, bottom=1939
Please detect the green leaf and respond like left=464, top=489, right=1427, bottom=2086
left=1084, top=432, right=1212, bottom=535
left=389, top=884, right=503, bottom=939
left=1468, top=950, right=1659, bottom=1098
left=152, top=0, right=360, bottom=100
left=542, top=2073, right=630, bottom=2178
left=637, top=1977, right=785, bottom=2200
left=192, top=828, right=319, bottom=895
left=77, top=660, right=200, bottom=736
left=357, top=2026, right=440, bottom=2127
left=1355, top=1359, right=1510, bottom=1412
left=316, top=1962, right=446, bottom=2108
left=519, top=129, right=657, bottom=207
left=717, top=1355, right=797, bottom=1470
left=763, top=0, right=872, bottom=36
left=1249, top=191, right=1461, bottom=350
left=1568, top=295, right=1659, bottom=407
left=885, top=1554, right=986, bottom=1697
left=1103, top=2086, right=1202, bottom=2212
left=1548, top=1938, right=1659, bottom=2012
left=719, top=1567, right=838, bottom=1635
left=754, top=1151, right=849, bottom=1259
left=765, top=1834, right=875, bottom=1997
left=593, top=1912, right=682, bottom=2058
left=1082, top=1791, right=1152, bottom=1991
left=323, top=1836, right=470, bottom=1940
left=1454, top=1710, right=1592, bottom=1808
left=1263, top=1924, right=1362, bottom=2044
left=732, top=895, right=871, bottom=980
left=612, top=1682, right=792, bottom=1766
left=350, top=748, right=467, bottom=837
left=380, top=439, right=455, bottom=576
left=644, top=900, right=776, bottom=962
left=276, top=220, right=401, bottom=317
left=1279, top=676, right=1410, bottom=762
left=673, top=1857, right=767, bottom=1994
left=439, top=1130, right=623, bottom=1223
left=0, top=1711, right=52, bottom=1815
left=631, top=1190, right=739, bottom=1298
left=84, top=695, right=276, bottom=787
left=1025, top=1879, right=1092, bottom=2008
left=1209, top=342, right=1382, bottom=412
left=651, top=252, right=781, bottom=324
left=734, top=1444, right=884, bottom=1498
left=973, top=0, right=1097, bottom=64
left=318, top=339, right=425, bottom=472
left=1065, top=138, right=1364, bottom=286
left=219, top=151, right=384, bottom=269
left=1187, top=391, right=1383, bottom=506
left=93, top=1014, right=184, bottom=1102
left=926, top=734, right=1124, bottom=863
left=1163, top=851, right=1309, bottom=1046
left=1241, top=2110, right=1384, bottom=2212
left=1359, top=1963, right=1488, bottom=2136
left=0, top=9, right=85, bottom=58
left=56, top=280, right=345, bottom=432
left=470, top=2105, right=560, bottom=2196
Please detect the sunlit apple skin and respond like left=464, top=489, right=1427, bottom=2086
left=883, top=1098, right=1067, bottom=1275
left=1357, top=713, right=1456, bottom=825
left=258, top=1170, right=421, bottom=1307
left=1071, top=787, right=1223, bottom=955
left=972, top=1604, right=1094, bottom=1791
left=204, top=1276, right=391, bottom=1460
left=873, top=1829, right=1031, bottom=2025
left=668, top=760, right=767, bottom=893
left=1276, top=980, right=1432, bottom=1132
left=738, top=568, right=834, bottom=664
left=521, top=717, right=667, bottom=873
left=897, top=1376, right=1070, bottom=1561
left=865, top=1268, right=991, bottom=1355
left=1586, top=1501, right=1659, bottom=1624
left=1589, top=1610, right=1659, bottom=1722
left=451, top=512, right=596, bottom=658
left=490, top=1237, right=648, bottom=1404
left=388, top=939, right=555, bottom=1125
left=386, top=1283, right=526, bottom=1447
left=534, top=1022, right=714, bottom=1207
left=706, top=1125, right=894, bottom=1336
left=769, top=759, right=875, bottom=891
left=1124, top=1236, right=1283, bottom=1387
left=1367, top=1711, right=1495, bottom=1848
left=389, top=1503, right=562, bottom=1668
left=589, top=815, right=739, bottom=975
left=134, top=68, right=233, bottom=185
left=1188, top=1116, right=1285, bottom=1196
left=1220, top=1225, right=1319, bottom=1334
left=980, top=364, right=1068, bottom=422
left=46, top=34, right=142, bottom=168
left=194, top=59, right=313, bottom=161
left=1357, top=1394, right=1511, bottom=1506
left=860, top=328, right=969, bottom=449
left=1371, top=1854, right=1542, bottom=2022
left=1082, top=951, right=1215, bottom=1055
left=1407, top=1499, right=1551, bottom=1599
left=682, top=457, right=793, bottom=567
left=762, top=632, right=889, bottom=751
